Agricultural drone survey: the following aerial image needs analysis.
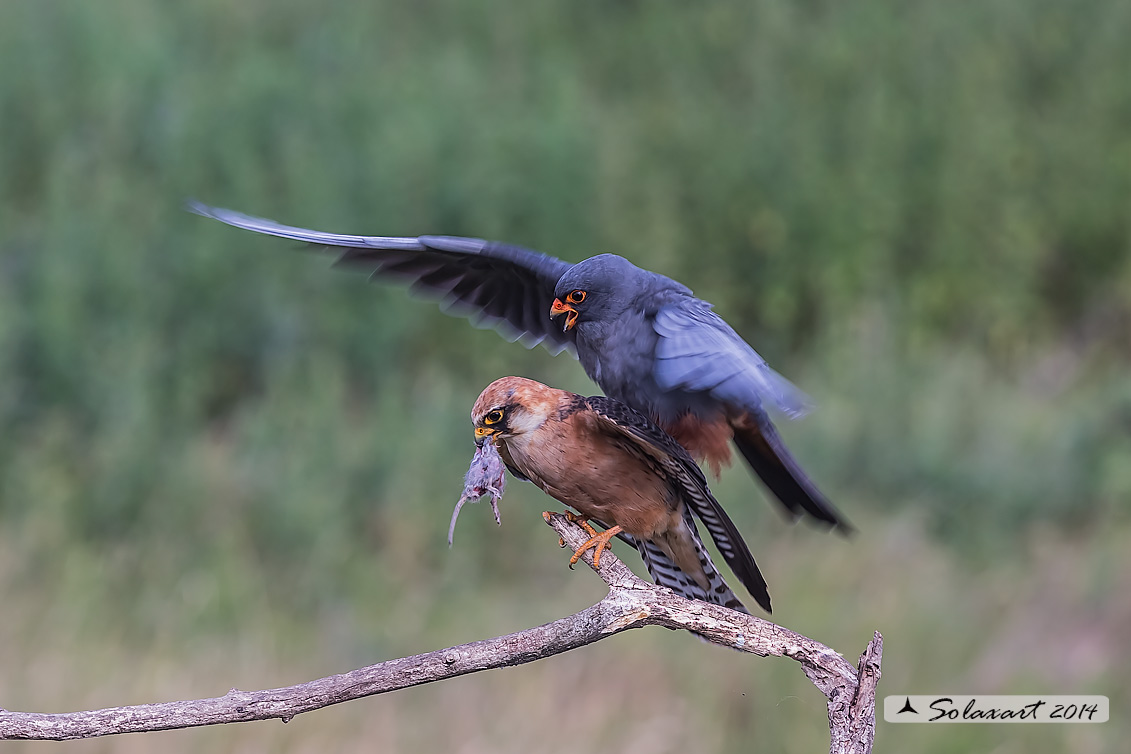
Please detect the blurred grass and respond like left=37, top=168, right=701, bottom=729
left=0, top=0, right=1128, bottom=752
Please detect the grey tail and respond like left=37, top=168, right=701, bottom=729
left=633, top=535, right=750, bottom=614
left=732, top=409, right=853, bottom=533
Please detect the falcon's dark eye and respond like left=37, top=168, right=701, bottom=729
left=566, top=290, right=587, bottom=304
left=484, top=409, right=504, bottom=426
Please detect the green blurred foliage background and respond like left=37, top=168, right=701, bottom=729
left=1, top=1, right=1128, bottom=752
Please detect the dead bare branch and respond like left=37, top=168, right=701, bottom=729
left=0, top=513, right=881, bottom=752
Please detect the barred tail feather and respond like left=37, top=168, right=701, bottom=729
left=634, top=536, right=749, bottom=615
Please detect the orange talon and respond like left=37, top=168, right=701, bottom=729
left=564, top=511, right=599, bottom=538
left=568, top=525, right=623, bottom=570
left=547, top=511, right=611, bottom=560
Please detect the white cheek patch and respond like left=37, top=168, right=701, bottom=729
left=506, top=409, right=546, bottom=436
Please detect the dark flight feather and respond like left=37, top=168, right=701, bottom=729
left=188, top=202, right=575, bottom=354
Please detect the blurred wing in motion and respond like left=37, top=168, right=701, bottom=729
left=188, top=202, right=576, bottom=354
left=653, top=301, right=812, bottom=418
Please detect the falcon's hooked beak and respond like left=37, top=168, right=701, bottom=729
left=474, top=426, right=499, bottom=446
left=550, top=299, right=578, bottom=331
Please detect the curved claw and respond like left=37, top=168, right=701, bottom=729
left=568, top=525, right=624, bottom=570
left=546, top=512, right=611, bottom=565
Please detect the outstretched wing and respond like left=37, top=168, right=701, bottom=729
left=652, top=301, right=811, bottom=418
left=583, top=396, right=772, bottom=613
left=189, top=202, right=576, bottom=354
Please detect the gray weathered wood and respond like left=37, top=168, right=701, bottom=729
left=0, top=512, right=881, bottom=752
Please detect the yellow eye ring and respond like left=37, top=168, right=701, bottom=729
left=484, top=409, right=504, bottom=425
left=567, top=290, right=586, bottom=304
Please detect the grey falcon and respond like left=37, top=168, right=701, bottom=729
left=189, top=202, right=851, bottom=532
